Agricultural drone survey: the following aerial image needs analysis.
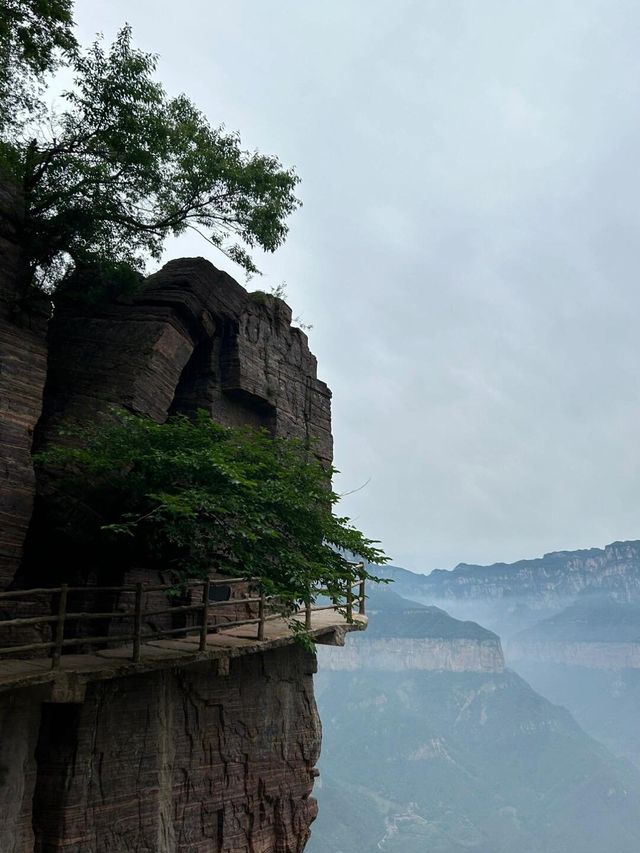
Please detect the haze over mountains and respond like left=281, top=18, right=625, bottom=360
left=381, top=540, right=640, bottom=635
left=310, top=540, right=640, bottom=853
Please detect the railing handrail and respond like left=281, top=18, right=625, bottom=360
left=0, top=576, right=253, bottom=600
left=0, top=571, right=367, bottom=668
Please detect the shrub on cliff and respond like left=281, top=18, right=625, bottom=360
left=35, top=410, right=386, bottom=610
left=1, top=13, right=300, bottom=288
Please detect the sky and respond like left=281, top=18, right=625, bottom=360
left=72, top=0, right=640, bottom=572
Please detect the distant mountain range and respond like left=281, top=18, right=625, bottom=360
left=310, top=584, right=640, bottom=853
left=382, top=539, right=640, bottom=607
left=368, top=539, right=640, bottom=775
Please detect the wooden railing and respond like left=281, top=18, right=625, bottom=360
left=0, top=568, right=366, bottom=670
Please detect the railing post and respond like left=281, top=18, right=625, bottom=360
left=305, top=595, right=312, bottom=631
left=359, top=576, right=366, bottom=616
left=200, top=580, right=210, bottom=652
left=346, top=580, right=353, bottom=621
left=51, top=584, right=68, bottom=670
left=132, top=583, right=143, bottom=663
left=257, top=593, right=266, bottom=640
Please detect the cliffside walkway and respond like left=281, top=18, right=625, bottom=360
left=0, top=576, right=367, bottom=700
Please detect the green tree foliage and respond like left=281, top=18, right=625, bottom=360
left=0, top=0, right=76, bottom=131
left=36, top=411, right=387, bottom=612
left=1, top=18, right=300, bottom=288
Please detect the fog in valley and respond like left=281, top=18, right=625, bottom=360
left=310, top=544, right=640, bottom=852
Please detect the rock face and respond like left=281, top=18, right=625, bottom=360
left=319, top=637, right=505, bottom=672
left=1, top=646, right=321, bottom=853
left=0, top=186, right=335, bottom=853
left=318, top=588, right=505, bottom=673
left=38, top=257, right=332, bottom=466
left=0, top=180, right=48, bottom=588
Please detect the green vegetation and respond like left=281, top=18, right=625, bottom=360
left=36, top=411, right=386, bottom=615
left=0, top=3, right=300, bottom=290
left=0, top=0, right=76, bottom=133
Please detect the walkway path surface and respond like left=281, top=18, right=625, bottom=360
left=0, top=611, right=367, bottom=700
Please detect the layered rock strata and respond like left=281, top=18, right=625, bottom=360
left=0, top=180, right=48, bottom=588
left=318, top=636, right=505, bottom=672
left=318, top=592, right=505, bottom=674
left=1, top=646, right=321, bottom=853
left=38, top=257, right=332, bottom=466
left=0, top=185, right=337, bottom=853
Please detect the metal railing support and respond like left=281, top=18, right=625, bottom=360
left=132, top=583, right=143, bottom=662
left=199, top=580, right=210, bottom=651
left=51, top=584, right=68, bottom=670
left=305, top=595, right=312, bottom=630
left=257, top=593, right=266, bottom=640
left=1, top=574, right=365, bottom=664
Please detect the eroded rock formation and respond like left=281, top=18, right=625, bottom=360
left=0, top=185, right=335, bottom=853
left=0, top=182, right=48, bottom=589
left=318, top=588, right=505, bottom=674
left=318, top=636, right=505, bottom=672
left=1, top=647, right=320, bottom=853
left=38, top=257, right=331, bottom=466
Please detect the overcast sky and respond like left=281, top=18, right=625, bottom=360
left=73, top=0, right=640, bottom=572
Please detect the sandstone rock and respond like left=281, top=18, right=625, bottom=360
left=27, top=646, right=320, bottom=853
left=0, top=180, right=48, bottom=589
left=38, top=257, right=332, bottom=466
left=0, top=688, right=41, bottom=853
left=0, top=182, right=335, bottom=853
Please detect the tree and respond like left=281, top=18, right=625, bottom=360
left=35, top=411, right=387, bottom=620
left=1, top=22, right=300, bottom=289
left=0, top=0, right=77, bottom=134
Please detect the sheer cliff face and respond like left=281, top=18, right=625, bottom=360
left=39, top=257, right=332, bottom=467
left=319, top=593, right=505, bottom=674
left=507, top=601, right=640, bottom=670
left=1, top=647, right=321, bottom=853
left=319, top=638, right=505, bottom=672
left=0, top=218, right=334, bottom=853
left=0, top=182, right=48, bottom=588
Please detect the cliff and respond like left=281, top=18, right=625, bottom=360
left=0, top=187, right=341, bottom=852
left=377, top=551, right=640, bottom=779
left=319, top=636, right=504, bottom=672
left=310, top=589, right=640, bottom=853
left=386, top=540, right=640, bottom=605
left=318, top=588, right=505, bottom=673
left=508, top=640, right=640, bottom=669
left=1, top=646, right=320, bottom=853
left=0, top=181, right=48, bottom=589
left=508, top=600, right=640, bottom=669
